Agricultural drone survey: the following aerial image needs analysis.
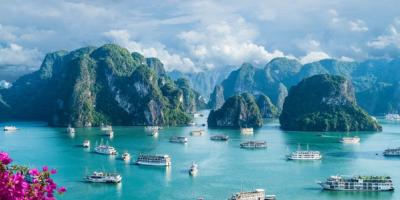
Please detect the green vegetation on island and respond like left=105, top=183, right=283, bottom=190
left=0, top=44, right=205, bottom=127
left=279, top=74, right=382, bottom=132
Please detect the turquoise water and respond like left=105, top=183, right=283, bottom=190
left=1, top=112, right=400, bottom=200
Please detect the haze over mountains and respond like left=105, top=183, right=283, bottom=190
left=208, top=57, right=400, bottom=115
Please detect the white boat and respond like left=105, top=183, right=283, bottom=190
left=287, top=144, right=322, bottom=160
left=3, top=126, right=18, bottom=131
left=94, top=142, right=117, bottom=155
left=135, top=154, right=171, bottom=166
left=169, top=136, right=188, bottom=144
left=341, top=136, right=360, bottom=144
left=191, top=130, right=205, bottom=136
left=82, top=140, right=90, bottom=148
left=147, top=129, right=158, bottom=137
left=240, top=141, right=267, bottom=149
left=84, top=171, right=122, bottom=183
left=189, top=162, right=198, bottom=176
left=318, top=175, right=394, bottom=191
left=105, top=130, right=114, bottom=137
left=121, top=152, right=131, bottom=161
left=385, top=114, right=400, bottom=121
left=144, top=126, right=159, bottom=132
left=229, top=189, right=276, bottom=200
left=100, top=124, right=113, bottom=131
left=383, top=147, right=400, bottom=156
left=240, top=128, right=253, bottom=135
left=188, top=122, right=196, bottom=126
left=210, top=135, right=229, bottom=141
left=66, top=125, right=75, bottom=134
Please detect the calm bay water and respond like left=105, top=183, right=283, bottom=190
left=1, top=112, right=400, bottom=200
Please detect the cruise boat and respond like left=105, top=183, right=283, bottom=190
left=3, top=126, right=18, bottom=131
left=121, top=152, right=131, bottom=161
left=188, top=122, right=196, bottom=126
left=240, top=128, right=253, bottom=135
left=318, top=175, right=394, bottom=191
left=229, top=189, right=276, bottom=200
left=82, top=140, right=90, bottom=148
left=147, top=130, right=158, bottom=137
left=169, top=136, right=188, bottom=144
left=94, top=142, right=117, bottom=155
left=240, top=141, right=267, bottom=149
left=287, top=144, right=322, bottom=160
left=191, top=130, right=205, bottom=136
left=105, top=130, right=114, bottom=137
left=385, top=113, right=400, bottom=121
left=341, top=136, right=360, bottom=144
left=144, top=126, right=159, bottom=132
left=188, top=162, right=198, bottom=176
left=66, top=125, right=75, bottom=134
left=100, top=124, right=112, bottom=131
left=84, top=171, right=122, bottom=183
left=210, top=134, right=229, bottom=141
left=135, top=154, right=171, bottom=166
left=383, top=147, right=400, bottom=156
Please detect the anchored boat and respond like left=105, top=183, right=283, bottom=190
left=210, top=135, right=229, bottom=141
left=191, top=130, right=205, bottom=136
left=240, top=128, right=254, bottom=135
left=3, top=126, right=18, bottom=132
left=100, top=124, right=113, bottom=132
left=240, top=141, right=267, bottom=149
left=82, top=140, right=90, bottom=148
left=318, top=175, right=394, bottom=191
left=341, top=136, right=360, bottom=144
left=228, top=189, right=276, bottom=200
left=84, top=171, right=122, bottom=183
left=169, top=136, right=188, bottom=144
left=94, top=141, right=117, bottom=155
left=135, top=154, right=171, bottom=166
left=287, top=144, right=322, bottom=160
left=383, top=147, right=400, bottom=156
left=189, top=162, right=198, bottom=176
left=121, top=152, right=131, bottom=161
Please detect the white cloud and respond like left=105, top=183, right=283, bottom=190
left=0, top=43, right=42, bottom=68
left=367, top=25, right=400, bottom=49
left=349, top=20, right=368, bottom=32
left=178, top=19, right=285, bottom=70
left=300, top=51, right=331, bottom=64
left=339, top=56, right=355, bottom=62
left=104, top=29, right=197, bottom=72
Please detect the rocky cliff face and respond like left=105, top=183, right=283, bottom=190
left=208, top=85, right=224, bottom=110
left=279, top=74, right=382, bottom=132
left=0, top=44, right=204, bottom=127
left=256, top=94, right=278, bottom=118
left=207, top=93, right=262, bottom=128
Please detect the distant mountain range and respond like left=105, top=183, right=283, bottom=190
left=209, top=57, right=400, bottom=115
left=0, top=44, right=206, bottom=127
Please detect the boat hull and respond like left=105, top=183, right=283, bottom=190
left=318, top=182, right=394, bottom=191
left=135, top=161, right=171, bottom=166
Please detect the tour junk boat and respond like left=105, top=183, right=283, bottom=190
left=169, top=136, right=188, bottom=144
left=229, top=189, right=276, bottom=200
left=318, top=175, right=394, bottom=191
left=240, top=141, right=267, bottom=149
left=210, top=135, right=229, bottom=141
left=84, top=171, right=122, bottom=183
left=383, top=147, right=400, bottom=156
left=287, top=144, right=322, bottom=160
left=135, top=154, right=171, bottom=166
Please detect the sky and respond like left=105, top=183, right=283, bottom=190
left=0, top=0, right=399, bottom=80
